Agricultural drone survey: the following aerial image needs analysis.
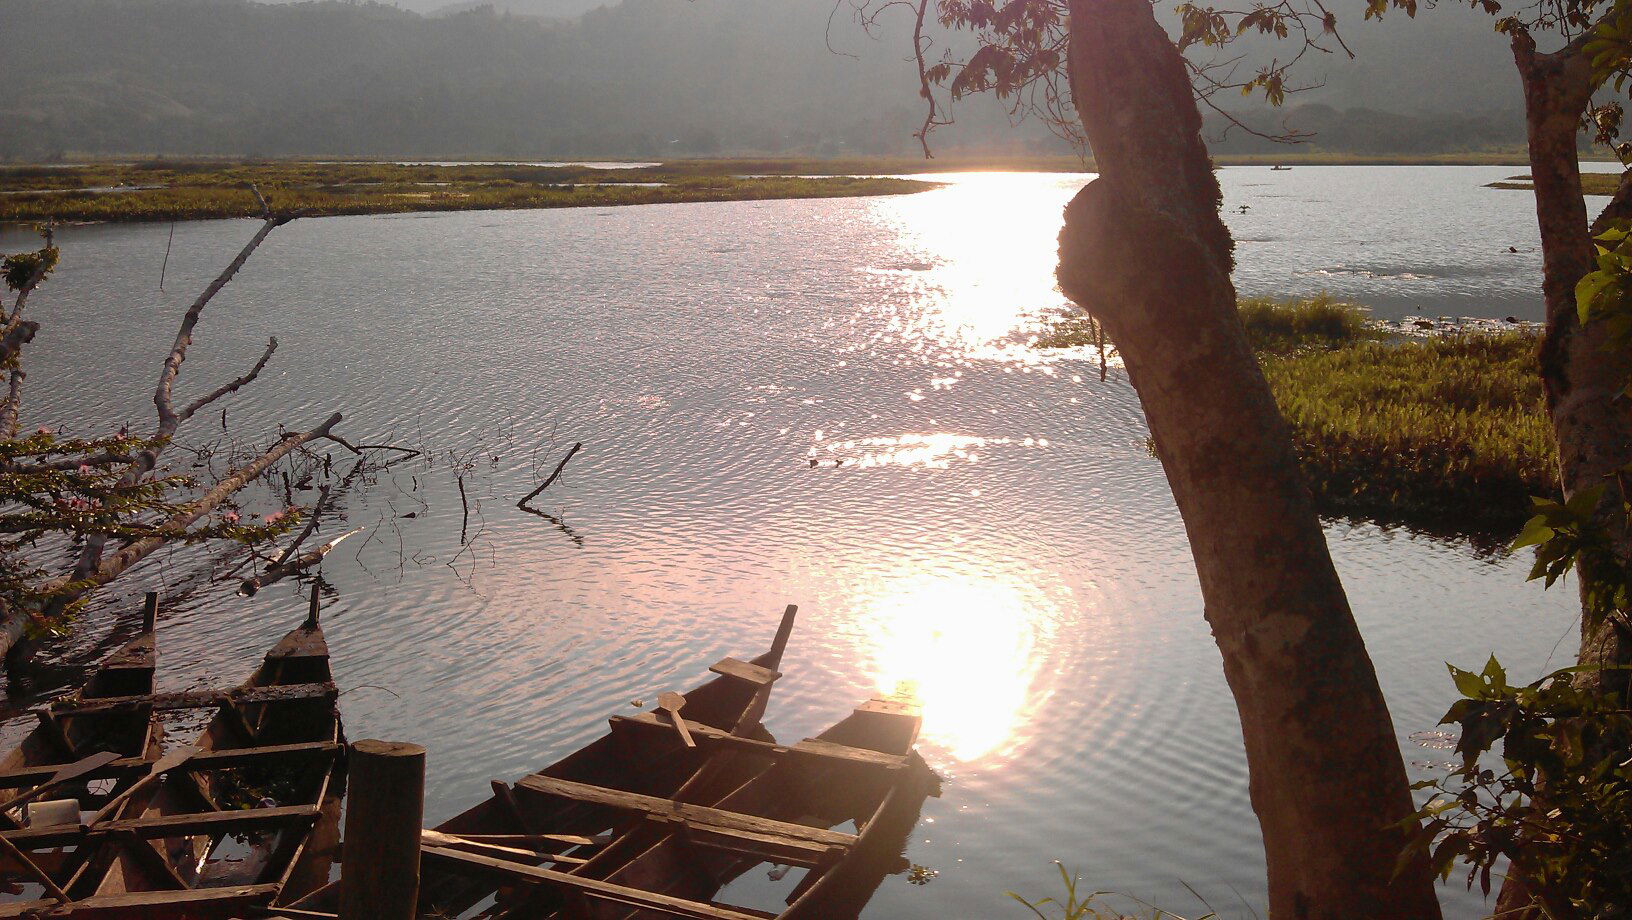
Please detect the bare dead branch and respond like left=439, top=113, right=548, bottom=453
left=272, top=483, right=333, bottom=566
left=239, top=526, right=363, bottom=597
left=64, top=216, right=295, bottom=600
left=154, top=219, right=286, bottom=437
left=0, top=370, right=23, bottom=440
left=518, top=442, right=582, bottom=508
left=0, top=321, right=38, bottom=374
left=178, top=337, right=278, bottom=423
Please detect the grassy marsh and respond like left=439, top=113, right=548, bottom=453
left=1037, top=297, right=1555, bottom=539
left=0, top=161, right=933, bottom=222
left=1489, top=172, right=1626, bottom=195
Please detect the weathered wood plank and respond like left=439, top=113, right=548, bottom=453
left=0, top=882, right=280, bottom=917
left=0, top=741, right=340, bottom=788
left=265, top=626, right=328, bottom=661
left=707, top=658, right=780, bottom=686
left=856, top=698, right=917, bottom=717
left=421, top=845, right=771, bottom=920
left=513, top=775, right=857, bottom=850
left=98, top=803, right=321, bottom=839
left=42, top=682, right=336, bottom=717
left=0, top=804, right=320, bottom=848
left=681, top=823, right=834, bottom=867
left=610, top=713, right=906, bottom=770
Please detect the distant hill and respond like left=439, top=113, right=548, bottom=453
left=429, top=0, right=608, bottom=19
left=0, top=0, right=1532, bottom=160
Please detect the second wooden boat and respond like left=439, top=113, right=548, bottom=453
left=285, top=603, right=800, bottom=918
left=436, top=694, right=935, bottom=920
left=0, top=597, right=163, bottom=898
left=0, top=594, right=345, bottom=918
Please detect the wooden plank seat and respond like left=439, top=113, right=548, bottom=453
left=0, top=741, right=341, bottom=789
left=513, top=775, right=857, bottom=850
left=610, top=713, right=908, bottom=770
left=421, top=845, right=777, bottom=920
left=679, top=823, right=839, bottom=868
left=0, top=804, right=321, bottom=849
left=41, top=682, right=336, bottom=717
left=0, top=882, right=281, bottom=917
left=707, top=657, right=780, bottom=686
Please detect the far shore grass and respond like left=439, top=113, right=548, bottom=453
left=1039, top=296, right=1555, bottom=542
left=0, top=161, right=933, bottom=223
left=1490, top=171, right=1627, bottom=195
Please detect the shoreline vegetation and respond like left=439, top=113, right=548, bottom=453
left=1490, top=171, right=1627, bottom=194
left=1039, top=296, right=1555, bottom=543
left=2, top=156, right=1608, bottom=223
left=0, top=161, right=933, bottom=223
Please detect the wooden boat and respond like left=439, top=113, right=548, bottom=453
left=285, top=604, right=800, bottom=919
left=0, top=594, right=344, bottom=918
left=427, top=694, right=936, bottom=920
left=0, top=597, right=163, bottom=895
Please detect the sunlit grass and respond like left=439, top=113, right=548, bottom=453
left=1036, top=297, right=1555, bottom=539
left=1008, top=864, right=1221, bottom=920
left=1264, top=324, right=1553, bottom=538
left=1236, top=293, right=1379, bottom=353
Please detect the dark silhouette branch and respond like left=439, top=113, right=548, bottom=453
left=517, top=442, right=582, bottom=509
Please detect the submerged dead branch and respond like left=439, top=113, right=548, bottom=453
left=239, top=526, right=364, bottom=597
left=517, top=442, right=582, bottom=509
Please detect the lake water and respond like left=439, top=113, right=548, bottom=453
left=0, top=166, right=1591, bottom=918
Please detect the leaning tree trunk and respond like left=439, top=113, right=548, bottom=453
left=1492, top=31, right=1632, bottom=919
left=1512, top=31, right=1632, bottom=702
left=1055, top=1, right=1441, bottom=915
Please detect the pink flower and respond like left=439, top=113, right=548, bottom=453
left=263, top=510, right=286, bottom=523
left=76, top=464, right=92, bottom=475
left=222, top=511, right=240, bottom=524
left=35, top=426, right=50, bottom=435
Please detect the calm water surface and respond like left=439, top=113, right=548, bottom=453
left=0, top=167, right=1586, bottom=918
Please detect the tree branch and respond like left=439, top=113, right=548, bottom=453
left=63, top=215, right=295, bottom=600
left=35, top=412, right=343, bottom=610
left=0, top=370, right=23, bottom=441
left=239, top=527, right=363, bottom=597
left=178, top=337, right=278, bottom=423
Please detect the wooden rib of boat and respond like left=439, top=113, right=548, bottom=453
left=437, top=694, right=936, bottom=920
left=285, top=603, right=800, bottom=919
left=0, top=597, right=163, bottom=896
left=0, top=595, right=345, bottom=918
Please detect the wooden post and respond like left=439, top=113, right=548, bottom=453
left=340, top=739, right=425, bottom=920
left=141, top=592, right=158, bottom=632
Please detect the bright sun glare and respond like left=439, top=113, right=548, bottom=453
left=860, top=573, right=1059, bottom=763
left=874, top=172, right=1082, bottom=351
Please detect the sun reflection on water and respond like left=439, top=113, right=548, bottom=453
left=809, top=432, right=1051, bottom=470
left=857, top=573, right=1062, bottom=763
left=867, top=172, right=1091, bottom=354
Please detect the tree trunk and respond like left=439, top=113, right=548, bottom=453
left=1492, top=31, right=1632, bottom=919
left=1512, top=31, right=1632, bottom=701
left=1056, top=1, right=1441, bottom=916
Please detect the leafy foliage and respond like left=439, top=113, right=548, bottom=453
left=0, top=235, right=298, bottom=632
left=1, top=245, right=57, bottom=294
left=1407, top=659, right=1632, bottom=912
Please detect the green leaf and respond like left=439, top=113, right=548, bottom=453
left=1450, top=664, right=1486, bottom=699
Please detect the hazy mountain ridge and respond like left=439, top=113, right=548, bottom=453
left=0, top=0, right=1530, bottom=159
